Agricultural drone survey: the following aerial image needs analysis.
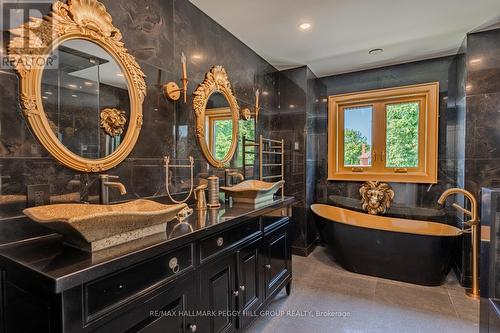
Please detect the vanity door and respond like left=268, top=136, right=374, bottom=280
left=199, top=254, right=237, bottom=333
left=236, top=238, right=263, bottom=329
left=263, top=222, right=291, bottom=298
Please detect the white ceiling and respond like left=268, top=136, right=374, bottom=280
left=190, top=0, right=500, bottom=77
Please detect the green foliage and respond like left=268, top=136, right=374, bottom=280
left=213, top=119, right=256, bottom=166
left=237, top=120, right=256, bottom=166
left=344, top=129, right=370, bottom=166
left=214, top=119, right=233, bottom=160
left=386, top=102, right=419, bottom=167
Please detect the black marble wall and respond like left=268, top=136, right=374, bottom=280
left=268, top=66, right=326, bottom=255
left=0, top=1, right=279, bottom=224
left=464, top=28, right=500, bottom=197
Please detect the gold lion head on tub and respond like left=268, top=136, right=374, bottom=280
left=359, top=181, right=394, bottom=215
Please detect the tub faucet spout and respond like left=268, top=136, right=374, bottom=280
left=437, top=187, right=479, bottom=299
left=438, top=188, right=478, bottom=225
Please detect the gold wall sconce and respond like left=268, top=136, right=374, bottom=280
left=241, top=89, right=260, bottom=122
left=163, top=52, right=189, bottom=103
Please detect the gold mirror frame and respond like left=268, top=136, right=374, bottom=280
left=193, top=66, right=239, bottom=168
left=8, top=0, right=146, bottom=172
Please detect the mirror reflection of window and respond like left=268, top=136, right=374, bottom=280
left=40, top=39, right=130, bottom=159
left=205, top=91, right=233, bottom=162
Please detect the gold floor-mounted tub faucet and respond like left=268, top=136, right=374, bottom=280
left=438, top=188, right=479, bottom=299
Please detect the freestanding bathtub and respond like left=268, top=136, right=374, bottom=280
left=311, top=204, right=462, bottom=286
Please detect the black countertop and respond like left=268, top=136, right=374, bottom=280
left=0, top=197, right=294, bottom=294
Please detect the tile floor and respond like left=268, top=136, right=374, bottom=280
left=246, top=246, right=479, bottom=333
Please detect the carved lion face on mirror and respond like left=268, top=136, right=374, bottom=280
left=192, top=66, right=239, bottom=168
left=359, top=181, right=395, bottom=215
left=8, top=0, right=146, bottom=172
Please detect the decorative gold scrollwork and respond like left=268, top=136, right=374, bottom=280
left=192, top=66, right=239, bottom=168
left=8, top=0, right=146, bottom=172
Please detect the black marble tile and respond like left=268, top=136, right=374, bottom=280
left=466, top=29, right=500, bottom=97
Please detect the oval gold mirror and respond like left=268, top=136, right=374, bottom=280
left=193, top=66, right=239, bottom=168
left=8, top=0, right=146, bottom=172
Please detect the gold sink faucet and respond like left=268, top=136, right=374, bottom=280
left=438, top=188, right=479, bottom=299
left=224, top=169, right=244, bottom=187
left=99, top=174, right=127, bottom=205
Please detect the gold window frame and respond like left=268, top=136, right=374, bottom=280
left=328, top=82, right=439, bottom=183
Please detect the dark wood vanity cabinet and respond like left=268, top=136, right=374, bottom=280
left=0, top=214, right=292, bottom=333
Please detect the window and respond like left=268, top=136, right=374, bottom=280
left=328, top=82, right=439, bottom=183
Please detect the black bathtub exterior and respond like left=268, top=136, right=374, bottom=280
left=314, top=211, right=459, bottom=286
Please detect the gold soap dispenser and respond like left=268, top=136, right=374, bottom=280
left=194, top=182, right=207, bottom=210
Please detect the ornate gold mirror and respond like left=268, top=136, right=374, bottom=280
left=8, top=0, right=146, bottom=172
left=193, top=66, right=239, bottom=168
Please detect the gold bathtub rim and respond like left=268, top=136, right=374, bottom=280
left=311, top=204, right=462, bottom=237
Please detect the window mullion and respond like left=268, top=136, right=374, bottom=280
left=372, top=102, right=385, bottom=172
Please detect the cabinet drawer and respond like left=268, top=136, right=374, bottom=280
left=262, top=216, right=289, bottom=234
left=85, top=244, right=193, bottom=321
left=200, top=219, right=261, bottom=262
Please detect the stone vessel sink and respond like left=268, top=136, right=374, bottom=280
left=220, top=180, right=285, bottom=206
left=23, top=199, right=187, bottom=252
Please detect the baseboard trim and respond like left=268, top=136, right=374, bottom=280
left=292, top=238, right=319, bottom=257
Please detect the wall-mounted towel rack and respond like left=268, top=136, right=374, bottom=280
left=259, top=135, right=285, bottom=200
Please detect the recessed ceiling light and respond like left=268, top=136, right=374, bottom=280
left=71, top=94, right=78, bottom=98
left=369, top=48, right=383, bottom=55
left=42, top=96, right=48, bottom=99
left=298, top=22, right=312, bottom=31
left=191, top=54, right=203, bottom=60
left=261, top=91, right=269, bottom=96
left=67, top=84, right=77, bottom=88
left=466, top=84, right=472, bottom=91
left=44, top=91, right=53, bottom=95
left=289, top=104, right=296, bottom=108
left=469, top=58, right=482, bottom=65
left=84, top=81, right=93, bottom=86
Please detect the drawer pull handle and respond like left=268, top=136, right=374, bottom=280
left=188, top=324, right=197, bottom=332
left=239, top=285, right=245, bottom=291
left=232, top=290, right=239, bottom=296
left=265, top=264, right=271, bottom=269
left=217, top=237, right=224, bottom=247
left=169, top=257, right=180, bottom=274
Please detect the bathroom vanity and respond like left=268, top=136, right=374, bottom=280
left=0, top=197, right=293, bottom=333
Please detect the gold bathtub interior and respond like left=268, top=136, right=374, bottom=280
left=311, top=204, right=461, bottom=237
